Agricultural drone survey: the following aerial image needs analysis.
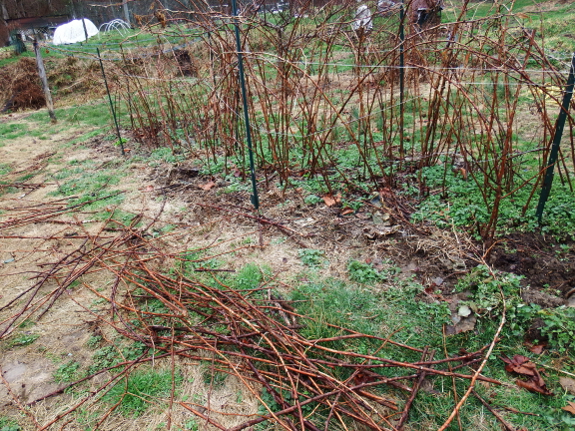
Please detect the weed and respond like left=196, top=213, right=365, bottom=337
left=7, top=333, right=40, bottom=347
left=86, top=335, right=102, bottom=348
left=347, top=260, right=386, bottom=284
left=0, top=164, right=12, bottom=176
left=87, top=345, right=120, bottom=375
left=298, top=249, right=325, bottom=268
left=455, top=265, right=523, bottom=316
left=304, top=194, right=322, bottom=205
left=232, top=263, right=264, bottom=290
left=150, top=147, right=184, bottom=164
left=183, top=418, right=198, bottom=430
left=0, top=416, right=20, bottom=431
left=17, top=319, right=35, bottom=329
left=412, top=165, right=575, bottom=240
left=202, top=368, right=227, bottom=388
left=54, top=361, right=81, bottom=383
left=114, top=137, right=128, bottom=147
left=519, top=305, right=575, bottom=354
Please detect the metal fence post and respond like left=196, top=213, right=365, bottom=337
left=97, top=48, right=125, bottom=156
left=230, top=0, right=260, bottom=210
left=535, top=52, right=575, bottom=223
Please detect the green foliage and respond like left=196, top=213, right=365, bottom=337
left=412, top=165, right=575, bottom=240
left=538, top=306, right=575, bottom=354
left=304, top=194, right=322, bottom=205
left=0, top=416, right=20, bottom=431
left=17, top=319, right=35, bottom=329
left=0, top=163, right=12, bottom=176
left=103, top=368, right=183, bottom=417
left=150, top=147, right=184, bottom=164
left=50, top=165, right=125, bottom=210
left=0, top=123, right=28, bottom=141
left=114, top=137, right=128, bottom=147
left=87, top=345, right=121, bottom=375
left=455, top=265, right=523, bottom=314
left=86, top=335, right=103, bottom=348
left=292, top=276, right=450, bottom=350
left=347, top=260, right=386, bottom=284
left=7, top=333, right=40, bottom=347
left=54, top=361, right=81, bottom=383
left=178, top=250, right=221, bottom=276
left=232, top=263, right=264, bottom=290
left=121, top=341, right=148, bottom=361
left=202, top=368, right=227, bottom=388
left=183, top=418, right=198, bottom=430
left=298, top=249, right=325, bottom=268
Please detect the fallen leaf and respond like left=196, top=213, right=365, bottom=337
left=502, top=355, right=553, bottom=396
left=341, top=208, right=354, bottom=215
left=562, top=401, right=575, bottom=415
left=323, top=193, right=341, bottom=207
left=199, top=181, right=215, bottom=191
left=559, top=377, right=575, bottom=395
left=502, top=355, right=535, bottom=375
left=528, top=344, right=545, bottom=355
left=516, top=379, right=553, bottom=396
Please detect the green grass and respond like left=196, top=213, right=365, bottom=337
left=0, top=163, right=12, bottom=177
left=50, top=159, right=126, bottom=210
left=103, top=368, right=183, bottom=417
left=290, top=266, right=575, bottom=430
left=0, top=123, right=28, bottom=141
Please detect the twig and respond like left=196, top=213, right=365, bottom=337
left=471, top=389, right=515, bottom=431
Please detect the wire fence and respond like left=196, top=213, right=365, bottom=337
left=27, top=0, right=575, bottom=244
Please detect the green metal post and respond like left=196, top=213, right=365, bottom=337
left=535, top=53, right=575, bottom=223
left=97, top=48, right=125, bottom=156
left=230, top=0, right=260, bottom=210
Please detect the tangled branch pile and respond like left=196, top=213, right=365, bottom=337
left=0, top=201, right=500, bottom=431
left=0, top=58, right=45, bottom=113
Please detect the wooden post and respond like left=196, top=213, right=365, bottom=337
left=33, top=39, right=57, bottom=123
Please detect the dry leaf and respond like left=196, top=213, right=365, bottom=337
left=199, top=181, right=215, bottom=191
left=559, top=377, right=575, bottom=395
left=341, top=208, right=354, bottom=215
left=502, top=355, right=536, bottom=375
left=323, top=193, right=341, bottom=207
left=502, top=355, right=553, bottom=396
left=562, top=401, right=575, bottom=415
left=516, top=379, right=553, bottom=396
left=528, top=344, right=545, bottom=355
